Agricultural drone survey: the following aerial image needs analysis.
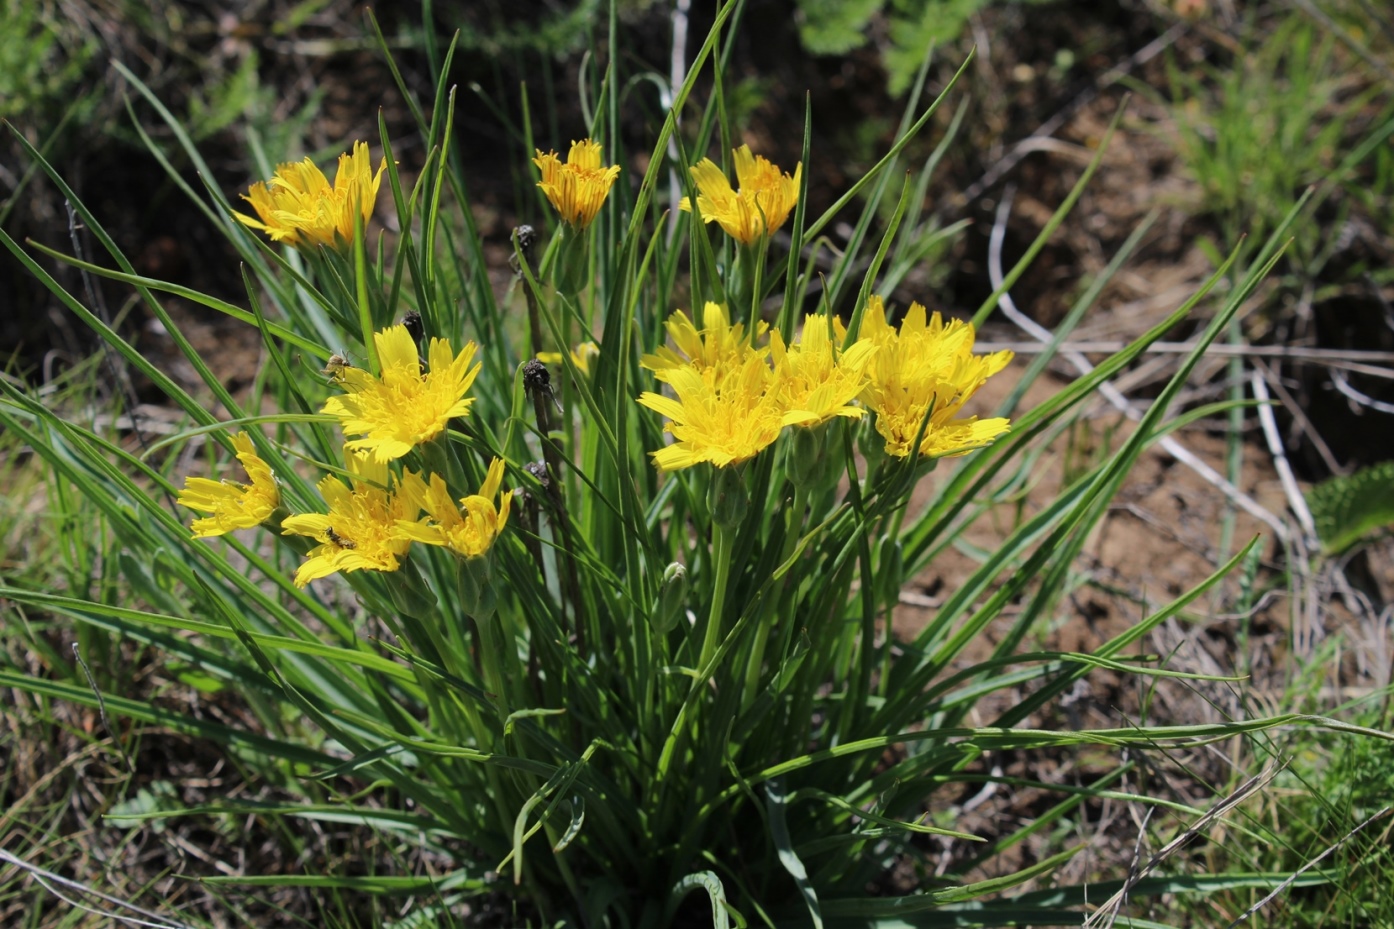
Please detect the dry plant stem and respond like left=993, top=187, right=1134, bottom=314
left=522, top=287, right=588, bottom=658
left=1252, top=357, right=1342, bottom=474
left=1330, top=367, right=1394, bottom=413
left=0, top=847, right=192, bottom=929
left=530, top=380, right=588, bottom=660
left=988, top=187, right=1290, bottom=543
left=1250, top=371, right=1317, bottom=545
left=1081, top=763, right=1282, bottom=927
left=1223, top=805, right=1394, bottom=928
left=71, top=641, right=133, bottom=774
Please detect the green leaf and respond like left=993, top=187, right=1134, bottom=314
left=885, top=0, right=989, bottom=96
left=767, top=777, right=823, bottom=928
left=1308, top=460, right=1394, bottom=554
left=796, top=0, right=879, bottom=55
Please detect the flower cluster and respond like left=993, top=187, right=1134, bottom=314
left=203, top=137, right=1009, bottom=593
left=178, top=317, right=508, bottom=592
left=639, top=299, right=1012, bottom=471
left=857, top=297, right=1013, bottom=458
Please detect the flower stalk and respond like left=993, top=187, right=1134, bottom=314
left=521, top=358, right=588, bottom=658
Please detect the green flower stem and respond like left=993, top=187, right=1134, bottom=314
left=475, top=610, right=511, bottom=719
left=741, top=484, right=807, bottom=705
left=553, top=222, right=590, bottom=298
left=697, top=522, right=735, bottom=672
left=353, top=208, right=379, bottom=372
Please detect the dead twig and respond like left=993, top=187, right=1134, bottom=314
left=1251, top=371, right=1316, bottom=546
left=1223, top=805, right=1393, bottom=928
left=1081, top=764, right=1283, bottom=928
left=0, top=848, right=193, bottom=929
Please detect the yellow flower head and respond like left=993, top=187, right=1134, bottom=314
left=280, top=452, right=427, bottom=587
left=679, top=145, right=802, bottom=245
left=771, top=314, right=876, bottom=428
left=537, top=340, right=601, bottom=377
left=323, top=324, right=481, bottom=463
left=857, top=297, right=1014, bottom=459
left=395, top=458, right=512, bottom=560
left=640, top=302, right=768, bottom=385
left=534, top=140, right=622, bottom=229
left=638, top=353, right=786, bottom=471
left=235, top=141, right=385, bottom=249
left=178, top=432, right=281, bottom=538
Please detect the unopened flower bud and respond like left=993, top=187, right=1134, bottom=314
left=858, top=414, right=885, bottom=467
left=709, top=465, right=749, bottom=529
left=553, top=223, right=589, bottom=297
left=652, top=562, right=688, bottom=634
left=788, top=423, right=838, bottom=490
left=457, top=552, right=497, bottom=619
left=521, top=358, right=552, bottom=398
left=509, top=224, right=537, bottom=277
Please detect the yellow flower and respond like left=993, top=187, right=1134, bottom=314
left=280, top=452, right=427, bottom=587
left=640, top=302, right=767, bottom=385
left=638, top=354, right=786, bottom=471
left=536, top=340, right=600, bottom=376
left=395, top=458, right=512, bottom=559
left=323, top=324, right=481, bottom=463
left=771, top=314, right=876, bottom=428
left=234, top=141, right=385, bottom=249
left=857, top=297, right=1014, bottom=459
left=178, top=432, right=281, bottom=538
left=679, top=145, right=801, bottom=245
left=534, top=140, right=621, bottom=229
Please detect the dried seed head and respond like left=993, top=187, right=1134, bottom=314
left=523, top=459, right=550, bottom=491
left=509, top=224, right=537, bottom=276
left=521, top=358, right=552, bottom=398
